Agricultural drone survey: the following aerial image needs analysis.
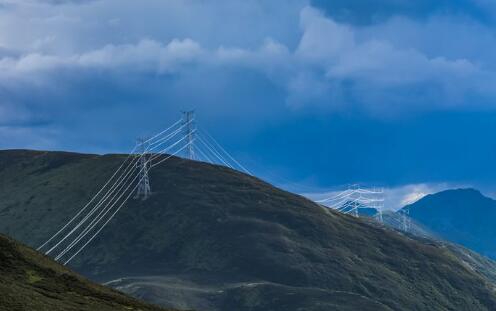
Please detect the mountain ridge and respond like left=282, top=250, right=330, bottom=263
left=403, top=188, right=496, bottom=259
left=1, top=149, right=496, bottom=311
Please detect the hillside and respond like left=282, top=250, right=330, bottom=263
left=403, top=188, right=496, bottom=259
left=0, top=233, right=173, bottom=311
left=1, top=150, right=496, bottom=311
left=381, top=210, right=438, bottom=239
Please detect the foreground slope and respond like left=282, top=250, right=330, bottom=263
left=403, top=188, right=496, bottom=259
left=1, top=150, right=496, bottom=311
left=0, top=234, right=172, bottom=311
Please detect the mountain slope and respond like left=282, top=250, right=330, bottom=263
left=0, top=233, right=173, bottom=311
left=1, top=150, right=496, bottom=311
left=404, top=188, right=496, bottom=259
left=381, top=210, right=439, bottom=239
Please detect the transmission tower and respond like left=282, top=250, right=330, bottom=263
left=376, top=206, right=383, bottom=223
left=375, top=187, right=384, bottom=223
left=134, top=138, right=151, bottom=200
left=353, top=200, right=359, bottom=218
left=182, top=110, right=196, bottom=160
left=401, top=208, right=410, bottom=232
left=350, top=184, right=360, bottom=218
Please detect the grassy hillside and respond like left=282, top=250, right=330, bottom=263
left=0, top=233, right=174, bottom=311
left=1, top=150, right=496, bottom=311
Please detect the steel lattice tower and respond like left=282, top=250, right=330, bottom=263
left=182, top=110, right=196, bottom=160
left=401, top=208, right=410, bottom=232
left=134, top=138, right=151, bottom=200
left=375, top=187, right=384, bottom=223
left=353, top=200, right=360, bottom=218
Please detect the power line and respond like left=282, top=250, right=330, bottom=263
left=38, top=118, right=185, bottom=253
left=44, top=124, right=186, bottom=256
left=313, top=185, right=384, bottom=219
left=199, top=127, right=252, bottom=175
left=57, top=137, right=193, bottom=263
left=196, top=135, right=233, bottom=168
left=44, top=113, right=253, bottom=263
left=37, top=145, right=139, bottom=252
left=182, top=111, right=196, bottom=160
left=195, top=143, right=214, bottom=164
left=62, top=141, right=193, bottom=265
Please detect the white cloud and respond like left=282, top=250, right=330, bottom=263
left=383, top=183, right=452, bottom=210
left=0, top=1, right=496, bottom=122
left=0, top=38, right=205, bottom=81
left=296, top=6, right=355, bottom=63
left=77, top=38, right=204, bottom=72
left=294, top=7, right=493, bottom=109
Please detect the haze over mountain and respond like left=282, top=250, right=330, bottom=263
left=403, top=188, right=496, bottom=259
left=0, top=233, right=172, bottom=311
left=1, top=150, right=496, bottom=311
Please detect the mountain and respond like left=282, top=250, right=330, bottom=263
left=0, top=233, right=173, bottom=311
left=1, top=150, right=496, bottom=311
left=403, top=188, right=496, bottom=259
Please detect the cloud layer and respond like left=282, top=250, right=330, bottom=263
left=1, top=0, right=496, bottom=190
left=1, top=2, right=494, bottom=119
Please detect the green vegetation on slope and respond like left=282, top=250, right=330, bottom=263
left=1, top=149, right=496, bottom=311
left=0, top=233, right=175, bottom=311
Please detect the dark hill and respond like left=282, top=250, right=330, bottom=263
left=0, top=233, right=173, bottom=311
left=1, top=150, right=496, bottom=311
left=403, top=188, right=496, bottom=259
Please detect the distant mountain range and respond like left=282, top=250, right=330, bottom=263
left=0, top=233, right=171, bottom=311
left=1, top=150, right=496, bottom=311
left=402, top=188, right=496, bottom=259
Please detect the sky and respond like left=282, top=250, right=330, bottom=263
left=1, top=0, right=496, bottom=208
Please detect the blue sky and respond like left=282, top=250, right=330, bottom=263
left=1, top=0, right=496, bottom=207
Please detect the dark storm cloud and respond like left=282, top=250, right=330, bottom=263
left=311, top=0, right=495, bottom=25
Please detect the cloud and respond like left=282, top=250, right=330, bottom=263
left=292, top=7, right=496, bottom=111
left=0, top=3, right=495, bottom=136
left=0, top=38, right=205, bottom=86
left=78, top=38, right=204, bottom=72
left=1, top=3, right=495, bottom=116
left=310, top=0, right=496, bottom=25
left=296, top=8, right=355, bottom=63
left=383, top=183, right=452, bottom=210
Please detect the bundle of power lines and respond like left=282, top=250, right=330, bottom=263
left=315, top=185, right=385, bottom=221
left=193, top=127, right=251, bottom=175
left=38, top=113, right=250, bottom=264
